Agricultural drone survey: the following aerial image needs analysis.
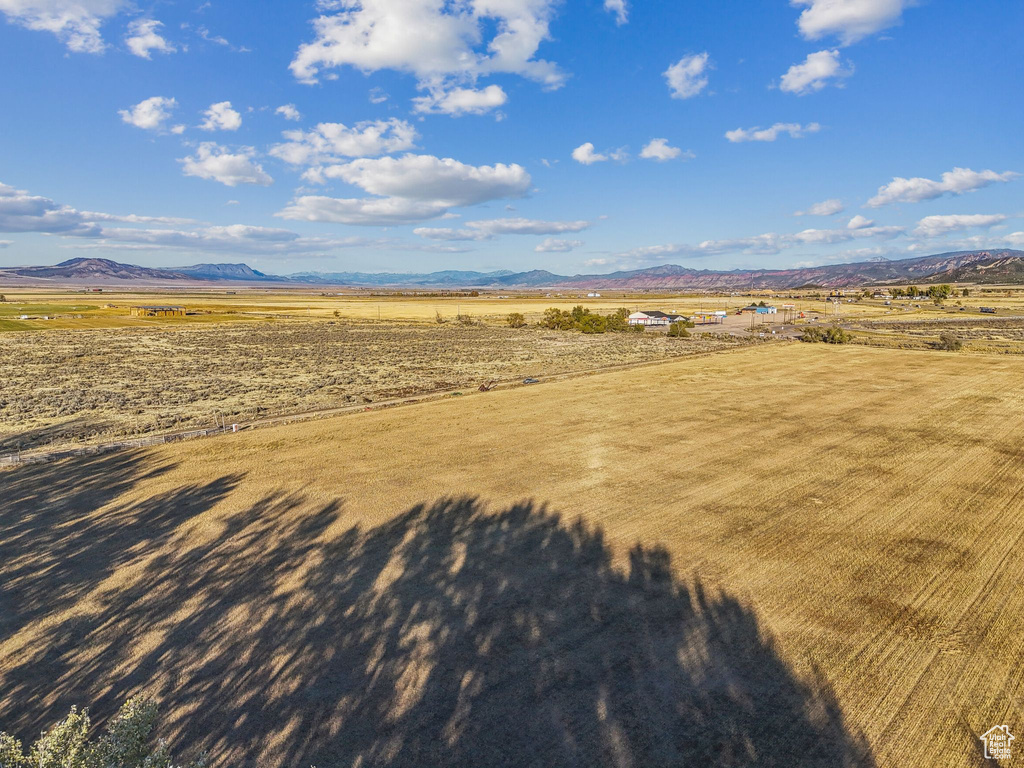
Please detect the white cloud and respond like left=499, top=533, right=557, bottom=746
left=536, top=237, right=583, bottom=252
left=80, top=211, right=197, bottom=225
left=913, top=213, right=1008, bottom=238
left=313, top=154, right=530, bottom=203
left=795, top=198, right=844, bottom=216
left=867, top=167, right=1019, bottom=207
left=779, top=50, right=852, bottom=95
left=725, top=122, right=821, bottom=143
left=847, top=214, right=874, bottom=229
left=792, top=0, right=913, bottom=46
left=604, top=0, right=627, bottom=25
left=0, top=0, right=129, bottom=53
left=640, top=138, right=693, bottom=162
left=413, top=227, right=488, bottom=241
left=415, top=218, right=590, bottom=239
left=0, top=240, right=11, bottom=247
left=0, top=181, right=100, bottom=235
left=369, top=87, right=389, bottom=104
left=270, top=119, right=417, bottom=165
left=87, top=224, right=370, bottom=256
left=412, top=84, right=507, bottom=116
left=664, top=52, right=710, bottom=99
left=124, top=18, right=175, bottom=59
left=289, top=0, right=566, bottom=103
left=199, top=101, right=242, bottom=131
left=277, top=153, right=531, bottom=226
left=180, top=143, right=273, bottom=187
left=275, top=104, right=302, bottom=121
left=616, top=223, right=904, bottom=262
left=119, top=96, right=178, bottom=131
left=572, top=142, right=607, bottom=165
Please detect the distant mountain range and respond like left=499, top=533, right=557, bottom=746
left=2, top=251, right=1024, bottom=290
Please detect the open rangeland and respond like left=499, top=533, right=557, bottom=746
left=0, top=321, right=751, bottom=452
left=2, top=343, right=1022, bottom=767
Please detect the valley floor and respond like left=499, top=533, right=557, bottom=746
left=2, top=343, right=1022, bottom=767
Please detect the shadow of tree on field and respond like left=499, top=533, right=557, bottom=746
left=0, top=468, right=875, bottom=767
left=0, top=417, right=116, bottom=453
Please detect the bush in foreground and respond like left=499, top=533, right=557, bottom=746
left=0, top=698, right=205, bottom=768
left=801, top=326, right=852, bottom=344
left=506, top=312, right=526, bottom=328
left=667, top=321, right=691, bottom=338
left=936, top=332, right=963, bottom=351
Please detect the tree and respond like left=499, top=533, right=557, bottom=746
left=962, top=288, right=970, bottom=297
left=333, top=310, right=340, bottom=318
left=0, top=294, right=6, bottom=302
left=570, top=305, right=589, bottom=323
left=577, top=314, right=608, bottom=334
left=937, top=332, right=963, bottom=351
left=667, top=321, right=690, bottom=338
left=541, top=307, right=575, bottom=330
left=506, top=312, right=526, bottom=328
left=0, top=698, right=206, bottom=768
left=890, top=288, right=903, bottom=298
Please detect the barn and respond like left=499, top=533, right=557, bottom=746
left=130, top=305, right=185, bottom=317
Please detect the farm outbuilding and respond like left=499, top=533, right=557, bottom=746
left=130, top=305, right=185, bottom=317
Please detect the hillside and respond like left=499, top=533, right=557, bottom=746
left=3, top=250, right=1024, bottom=289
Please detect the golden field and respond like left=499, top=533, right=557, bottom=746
left=2, top=343, right=1023, bottom=767
left=3, top=284, right=1024, bottom=331
left=0, top=321, right=751, bottom=452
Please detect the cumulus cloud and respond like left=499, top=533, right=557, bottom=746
left=536, top=237, right=583, bottom=252
left=795, top=198, right=844, bottom=216
left=277, top=154, right=531, bottom=226
left=0, top=0, right=129, bottom=53
left=199, top=101, right=242, bottom=131
left=572, top=142, right=607, bottom=165
left=289, top=0, right=566, bottom=108
left=779, top=50, right=852, bottom=95
left=275, top=104, right=302, bottom=121
left=270, top=119, right=417, bottom=165
left=640, top=138, right=693, bottom=162
left=119, top=96, right=178, bottom=131
left=412, top=84, right=507, bottom=116
left=792, top=0, right=913, bottom=46
left=0, top=181, right=100, bottom=235
left=913, top=213, right=1008, bottom=238
left=866, top=167, right=1019, bottom=207
left=846, top=214, right=874, bottom=229
left=180, top=143, right=273, bottom=187
left=604, top=0, right=627, bottom=25
left=124, top=18, right=175, bottom=59
left=664, top=52, right=710, bottom=99
left=725, top=122, right=821, bottom=143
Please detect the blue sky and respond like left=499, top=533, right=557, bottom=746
left=0, top=0, right=1022, bottom=274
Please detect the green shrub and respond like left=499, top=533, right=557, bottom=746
left=506, top=312, right=526, bottom=328
left=937, top=332, right=963, bottom=351
left=667, top=321, right=690, bottom=338
left=577, top=314, right=608, bottom=334
left=801, top=325, right=852, bottom=344
left=0, top=698, right=206, bottom=768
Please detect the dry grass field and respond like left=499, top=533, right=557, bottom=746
left=4, top=284, right=1023, bottom=332
left=0, top=321, right=752, bottom=452
left=2, top=343, right=1022, bottom=767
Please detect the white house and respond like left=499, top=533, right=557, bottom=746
left=628, top=311, right=687, bottom=327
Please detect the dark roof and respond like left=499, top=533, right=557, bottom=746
left=639, top=310, right=685, bottom=318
